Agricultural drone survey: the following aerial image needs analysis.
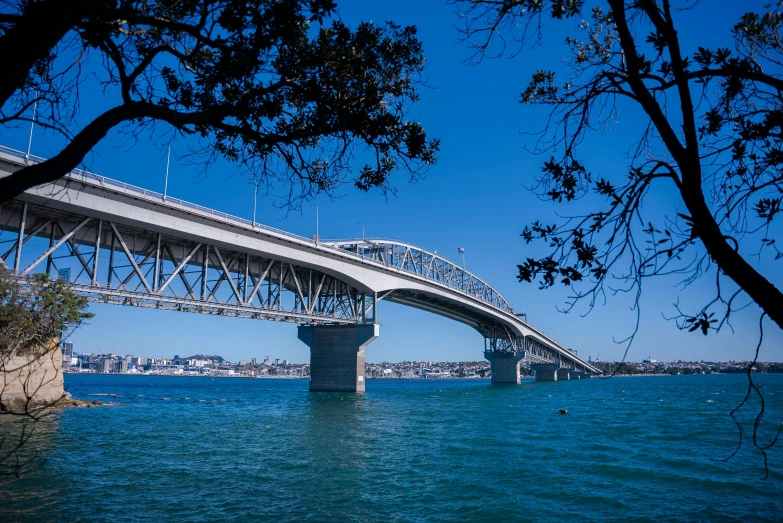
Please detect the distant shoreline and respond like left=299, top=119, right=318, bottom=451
left=63, top=373, right=763, bottom=380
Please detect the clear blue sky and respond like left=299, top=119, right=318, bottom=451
left=2, top=0, right=781, bottom=363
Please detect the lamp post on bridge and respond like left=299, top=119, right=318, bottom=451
left=458, top=247, right=466, bottom=290
left=310, top=203, right=319, bottom=243
left=163, top=146, right=171, bottom=200
left=252, top=182, right=259, bottom=227
left=25, top=93, right=37, bottom=161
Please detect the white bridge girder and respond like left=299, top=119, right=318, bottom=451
left=0, top=146, right=601, bottom=375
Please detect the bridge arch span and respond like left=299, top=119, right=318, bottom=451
left=0, top=145, right=601, bottom=387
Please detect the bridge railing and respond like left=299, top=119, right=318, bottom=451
left=0, top=145, right=312, bottom=244
left=1, top=146, right=604, bottom=373
left=1, top=145, right=516, bottom=317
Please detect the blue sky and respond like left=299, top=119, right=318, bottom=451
left=2, top=0, right=781, bottom=363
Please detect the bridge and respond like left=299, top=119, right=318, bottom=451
left=0, top=145, right=601, bottom=391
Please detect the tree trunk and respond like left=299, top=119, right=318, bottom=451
left=609, top=0, right=783, bottom=332
left=681, top=176, right=783, bottom=332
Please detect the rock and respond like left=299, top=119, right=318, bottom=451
left=1, top=343, right=65, bottom=408
left=87, top=404, right=94, bottom=408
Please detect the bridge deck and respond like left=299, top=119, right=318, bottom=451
left=0, top=145, right=601, bottom=375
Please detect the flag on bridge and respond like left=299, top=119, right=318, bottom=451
left=458, top=247, right=465, bottom=254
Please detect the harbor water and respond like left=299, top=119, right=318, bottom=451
left=1, top=373, right=782, bottom=522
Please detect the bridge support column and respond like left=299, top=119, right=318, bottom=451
left=556, top=368, right=571, bottom=380
left=531, top=363, right=561, bottom=382
left=298, top=324, right=379, bottom=393
left=485, top=351, right=524, bottom=384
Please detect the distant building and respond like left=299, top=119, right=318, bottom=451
left=61, top=341, right=75, bottom=359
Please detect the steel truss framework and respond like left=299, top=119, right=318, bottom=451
left=0, top=145, right=599, bottom=374
left=0, top=200, right=592, bottom=373
left=0, top=201, right=375, bottom=325
left=373, top=288, right=587, bottom=371
left=479, top=324, right=586, bottom=372
left=322, top=240, right=513, bottom=314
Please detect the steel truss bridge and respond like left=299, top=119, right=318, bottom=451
left=0, top=146, right=600, bottom=375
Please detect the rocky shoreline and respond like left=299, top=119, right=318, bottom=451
left=0, top=393, right=118, bottom=413
left=51, top=396, right=118, bottom=409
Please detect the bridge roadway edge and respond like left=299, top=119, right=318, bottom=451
left=0, top=150, right=601, bottom=378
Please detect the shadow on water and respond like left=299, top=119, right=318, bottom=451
left=281, top=392, right=369, bottom=521
left=0, top=413, right=64, bottom=519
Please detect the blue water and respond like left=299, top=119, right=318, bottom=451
left=1, top=374, right=782, bottom=522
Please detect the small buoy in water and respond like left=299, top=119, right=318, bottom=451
left=559, top=408, right=568, bottom=415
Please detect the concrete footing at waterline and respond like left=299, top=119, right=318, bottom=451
left=298, top=324, right=379, bottom=393
left=531, top=363, right=561, bottom=382
left=0, top=341, right=67, bottom=412
left=484, top=351, right=525, bottom=384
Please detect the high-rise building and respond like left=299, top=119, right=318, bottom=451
left=251, top=358, right=257, bottom=366
left=61, top=341, right=75, bottom=359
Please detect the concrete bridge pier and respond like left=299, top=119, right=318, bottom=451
left=485, top=351, right=525, bottom=384
left=298, top=324, right=379, bottom=393
left=556, top=368, right=572, bottom=380
left=531, top=363, right=561, bottom=381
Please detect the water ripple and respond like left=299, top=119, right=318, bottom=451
left=0, top=374, right=781, bottom=522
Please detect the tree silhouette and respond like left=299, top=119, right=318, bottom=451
left=0, top=0, right=438, bottom=207
left=453, top=0, right=783, bottom=476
